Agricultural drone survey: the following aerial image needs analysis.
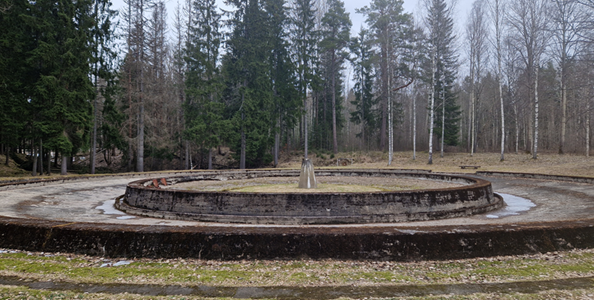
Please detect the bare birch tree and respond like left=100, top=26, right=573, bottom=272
left=466, top=0, right=489, bottom=157
left=550, top=0, right=586, bottom=154
left=489, top=0, right=505, bottom=160
left=507, top=0, right=549, bottom=159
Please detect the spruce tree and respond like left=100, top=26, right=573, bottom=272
left=425, top=0, right=460, bottom=154
left=291, top=0, right=318, bottom=157
left=349, top=29, right=378, bottom=149
left=0, top=0, right=29, bottom=164
left=90, top=0, right=118, bottom=174
left=319, top=0, right=351, bottom=154
left=23, top=0, right=95, bottom=174
left=265, top=0, right=300, bottom=166
left=223, top=0, right=274, bottom=168
left=184, top=0, right=228, bottom=169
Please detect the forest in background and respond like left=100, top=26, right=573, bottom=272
left=1, top=0, right=594, bottom=174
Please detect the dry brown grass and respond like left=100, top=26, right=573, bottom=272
left=278, top=151, right=594, bottom=177
left=0, top=155, right=27, bottom=178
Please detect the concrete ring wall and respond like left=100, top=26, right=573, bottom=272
left=119, top=170, right=502, bottom=225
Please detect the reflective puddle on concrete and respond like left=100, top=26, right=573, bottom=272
left=95, top=199, right=136, bottom=220
left=486, top=193, right=536, bottom=219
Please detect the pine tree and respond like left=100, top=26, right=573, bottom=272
left=358, top=0, right=412, bottom=152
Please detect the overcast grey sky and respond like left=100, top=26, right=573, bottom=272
left=111, top=0, right=477, bottom=78
left=111, top=0, right=476, bottom=39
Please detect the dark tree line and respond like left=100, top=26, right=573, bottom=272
left=3, top=0, right=594, bottom=175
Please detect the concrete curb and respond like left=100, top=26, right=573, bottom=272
left=1, top=171, right=593, bottom=260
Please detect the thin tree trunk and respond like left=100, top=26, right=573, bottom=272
left=304, top=92, right=308, bottom=159
left=412, top=89, right=416, bottom=160
left=470, top=47, right=475, bottom=156
left=533, top=64, right=539, bottom=160
left=470, top=79, right=475, bottom=157
left=428, top=48, right=436, bottom=165
left=61, top=155, right=67, bottom=175
left=4, top=146, right=9, bottom=166
left=185, top=141, right=190, bottom=169
left=497, top=13, right=504, bottom=161
left=331, top=51, right=338, bottom=155
left=208, top=148, right=213, bottom=169
left=361, top=74, right=365, bottom=152
left=47, top=150, right=51, bottom=175
left=388, top=63, right=393, bottom=166
left=137, top=0, right=145, bottom=173
left=560, top=68, right=567, bottom=154
left=39, top=139, right=43, bottom=175
left=91, top=1, right=98, bottom=175
left=31, top=142, right=37, bottom=176
left=274, top=117, right=280, bottom=167
left=91, top=82, right=97, bottom=174
left=440, top=84, right=445, bottom=158
left=240, top=79, right=247, bottom=169
left=587, top=91, right=590, bottom=157
left=240, top=110, right=246, bottom=169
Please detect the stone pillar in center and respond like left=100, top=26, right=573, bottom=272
left=298, top=158, right=317, bottom=189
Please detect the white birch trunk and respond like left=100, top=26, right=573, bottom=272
left=428, top=48, right=436, bottom=165
left=496, top=0, right=504, bottom=161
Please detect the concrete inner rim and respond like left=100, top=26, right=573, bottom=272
left=121, top=169, right=501, bottom=224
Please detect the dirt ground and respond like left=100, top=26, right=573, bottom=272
left=278, top=151, right=594, bottom=177
left=168, top=175, right=464, bottom=192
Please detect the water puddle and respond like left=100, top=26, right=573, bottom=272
left=95, top=200, right=135, bottom=219
left=486, top=193, right=536, bottom=219
left=100, top=260, right=132, bottom=267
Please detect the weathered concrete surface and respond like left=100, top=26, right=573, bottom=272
left=0, top=170, right=593, bottom=260
left=123, top=170, right=500, bottom=224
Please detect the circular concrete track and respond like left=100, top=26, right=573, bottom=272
left=0, top=170, right=594, bottom=260
left=120, top=170, right=501, bottom=224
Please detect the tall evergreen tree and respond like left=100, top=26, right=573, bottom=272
left=0, top=0, right=29, bottom=166
left=223, top=0, right=274, bottom=168
left=319, top=0, right=351, bottom=154
left=424, top=0, right=460, bottom=158
left=291, top=0, right=318, bottom=157
left=266, top=0, right=300, bottom=166
left=349, top=29, right=378, bottom=150
left=23, top=0, right=96, bottom=175
left=90, top=0, right=118, bottom=174
left=358, top=0, right=412, bottom=152
left=184, top=0, right=229, bottom=169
